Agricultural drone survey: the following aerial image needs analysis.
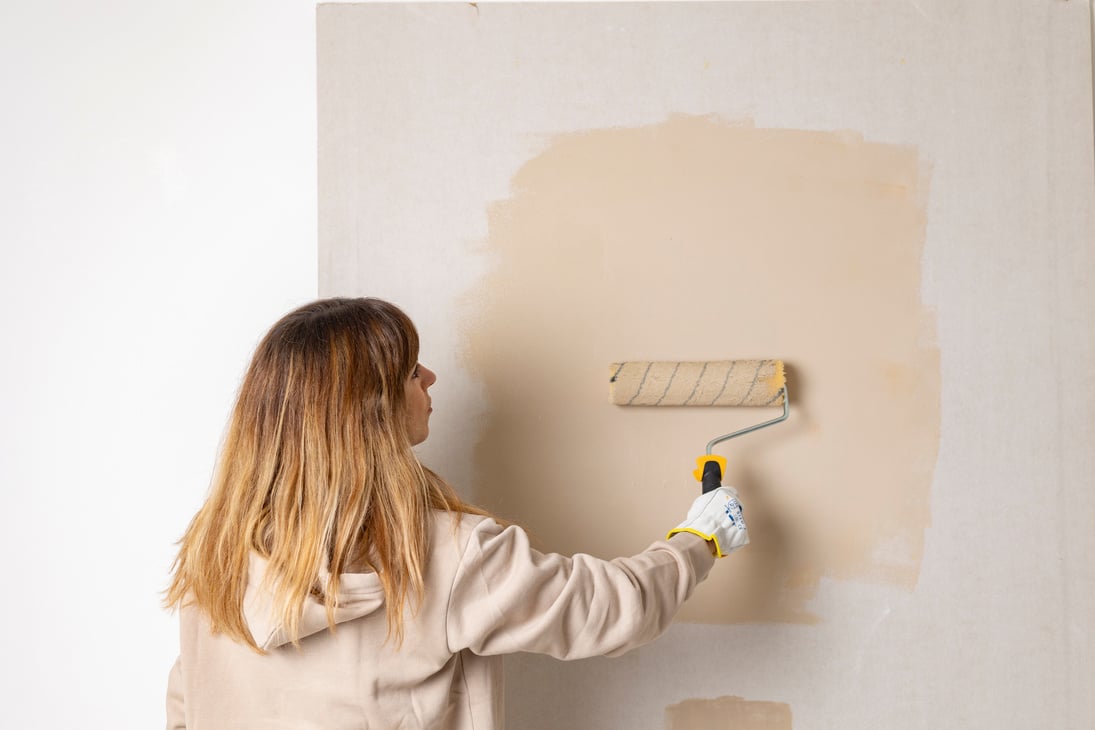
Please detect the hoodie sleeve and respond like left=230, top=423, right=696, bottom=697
left=166, top=656, right=186, bottom=729
left=445, top=519, right=715, bottom=659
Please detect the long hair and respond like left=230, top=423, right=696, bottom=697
left=164, top=297, right=485, bottom=652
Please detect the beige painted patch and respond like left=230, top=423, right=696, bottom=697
left=665, top=695, right=793, bottom=729
left=462, top=115, right=939, bottom=623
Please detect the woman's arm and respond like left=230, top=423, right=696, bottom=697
left=444, top=519, right=717, bottom=660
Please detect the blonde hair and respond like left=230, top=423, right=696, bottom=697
left=164, top=297, right=485, bottom=652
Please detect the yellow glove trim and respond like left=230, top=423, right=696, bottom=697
left=666, top=527, right=727, bottom=558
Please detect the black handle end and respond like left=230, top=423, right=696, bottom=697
left=701, top=459, right=722, bottom=494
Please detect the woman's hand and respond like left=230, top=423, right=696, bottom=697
left=666, top=486, right=749, bottom=558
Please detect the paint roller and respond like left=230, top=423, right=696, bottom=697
left=609, top=360, right=789, bottom=493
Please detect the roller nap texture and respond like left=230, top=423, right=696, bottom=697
left=609, top=360, right=786, bottom=407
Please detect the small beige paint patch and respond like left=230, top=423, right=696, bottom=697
left=462, top=114, right=939, bottom=623
left=665, top=696, right=793, bottom=729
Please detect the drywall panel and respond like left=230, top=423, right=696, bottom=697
left=318, top=2, right=1095, bottom=728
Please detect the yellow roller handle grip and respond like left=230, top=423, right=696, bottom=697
left=694, top=455, right=727, bottom=494
left=693, top=455, right=727, bottom=482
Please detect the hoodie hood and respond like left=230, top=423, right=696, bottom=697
left=243, top=553, right=386, bottom=650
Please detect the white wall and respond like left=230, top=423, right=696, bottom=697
left=0, top=2, right=316, bottom=726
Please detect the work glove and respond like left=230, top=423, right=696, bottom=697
left=667, top=486, right=749, bottom=557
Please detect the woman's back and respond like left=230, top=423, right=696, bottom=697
left=169, top=510, right=715, bottom=729
left=171, top=511, right=498, bottom=729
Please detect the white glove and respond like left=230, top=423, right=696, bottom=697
left=667, top=486, right=749, bottom=557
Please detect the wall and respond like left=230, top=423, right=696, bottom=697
left=0, top=2, right=316, bottom=726
left=318, top=2, right=1095, bottom=728
left=2, top=2, right=1093, bottom=728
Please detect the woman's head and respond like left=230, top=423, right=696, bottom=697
left=239, top=297, right=428, bottom=452
left=166, top=297, right=476, bottom=652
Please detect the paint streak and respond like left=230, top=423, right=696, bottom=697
left=665, top=695, right=793, bottom=729
left=462, top=114, right=939, bottom=623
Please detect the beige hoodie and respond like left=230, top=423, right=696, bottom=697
left=167, top=511, right=715, bottom=729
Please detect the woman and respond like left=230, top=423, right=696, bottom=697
left=164, top=297, right=747, bottom=729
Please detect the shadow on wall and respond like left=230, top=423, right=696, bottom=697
left=461, top=115, right=940, bottom=624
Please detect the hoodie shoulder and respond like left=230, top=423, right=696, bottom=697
left=427, top=510, right=498, bottom=561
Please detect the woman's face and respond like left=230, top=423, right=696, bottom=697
left=404, top=362, right=436, bottom=445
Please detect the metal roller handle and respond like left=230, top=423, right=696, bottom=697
left=705, top=384, right=790, bottom=456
